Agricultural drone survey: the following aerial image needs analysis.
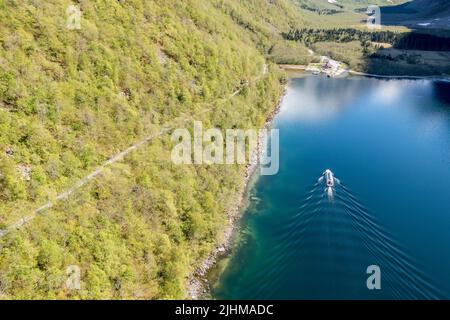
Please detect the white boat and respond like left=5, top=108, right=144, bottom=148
left=324, top=169, right=335, bottom=188
left=319, top=169, right=339, bottom=200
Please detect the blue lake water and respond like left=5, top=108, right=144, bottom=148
left=213, top=76, right=450, bottom=299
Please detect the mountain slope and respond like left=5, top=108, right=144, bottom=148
left=381, top=0, right=450, bottom=30
left=0, top=0, right=302, bottom=299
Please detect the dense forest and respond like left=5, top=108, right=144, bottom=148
left=284, top=28, right=450, bottom=51
left=0, top=0, right=305, bottom=299
left=295, top=3, right=343, bottom=15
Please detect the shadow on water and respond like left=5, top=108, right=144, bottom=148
left=433, top=81, right=450, bottom=106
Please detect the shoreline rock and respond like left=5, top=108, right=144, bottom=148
left=186, top=88, right=286, bottom=300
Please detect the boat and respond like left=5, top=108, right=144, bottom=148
left=318, top=169, right=339, bottom=200
left=324, top=169, right=335, bottom=188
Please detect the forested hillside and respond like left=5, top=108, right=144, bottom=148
left=0, top=0, right=304, bottom=299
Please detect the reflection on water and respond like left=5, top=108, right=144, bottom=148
left=277, top=76, right=370, bottom=123
left=213, top=76, right=450, bottom=300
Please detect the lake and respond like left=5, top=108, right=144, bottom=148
left=212, top=75, right=450, bottom=299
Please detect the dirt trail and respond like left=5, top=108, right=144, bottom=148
left=0, top=66, right=267, bottom=238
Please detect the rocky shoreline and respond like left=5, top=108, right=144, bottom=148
left=186, top=89, right=286, bottom=300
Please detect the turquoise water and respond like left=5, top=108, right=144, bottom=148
left=213, top=76, right=450, bottom=300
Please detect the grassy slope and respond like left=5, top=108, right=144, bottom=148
left=0, top=0, right=304, bottom=299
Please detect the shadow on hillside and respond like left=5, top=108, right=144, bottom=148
left=350, top=28, right=450, bottom=76
left=378, top=0, right=450, bottom=31
left=361, top=39, right=450, bottom=77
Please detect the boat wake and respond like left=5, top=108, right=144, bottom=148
left=238, top=170, right=445, bottom=299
